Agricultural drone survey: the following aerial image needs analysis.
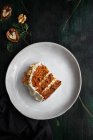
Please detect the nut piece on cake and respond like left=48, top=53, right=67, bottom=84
left=22, top=62, right=61, bottom=101
left=6, top=28, right=20, bottom=43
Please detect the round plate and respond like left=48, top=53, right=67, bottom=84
left=5, top=42, right=82, bottom=120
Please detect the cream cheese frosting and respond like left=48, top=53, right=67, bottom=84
left=28, top=62, right=44, bottom=101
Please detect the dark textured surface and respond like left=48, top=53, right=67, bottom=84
left=0, top=0, right=52, bottom=140
left=0, top=0, right=93, bottom=140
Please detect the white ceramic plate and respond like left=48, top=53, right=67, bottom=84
left=5, top=42, right=82, bottom=120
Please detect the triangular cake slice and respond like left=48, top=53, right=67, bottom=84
left=22, top=62, right=61, bottom=101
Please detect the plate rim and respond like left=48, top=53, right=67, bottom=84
left=5, top=42, right=82, bottom=120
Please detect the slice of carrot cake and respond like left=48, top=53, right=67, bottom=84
left=22, top=62, right=61, bottom=101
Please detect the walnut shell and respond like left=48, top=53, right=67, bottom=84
left=0, top=5, right=12, bottom=20
left=6, top=28, right=20, bottom=43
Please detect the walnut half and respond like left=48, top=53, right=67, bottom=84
left=0, top=5, right=12, bottom=20
left=18, top=14, right=27, bottom=24
left=6, top=28, right=20, bottom=43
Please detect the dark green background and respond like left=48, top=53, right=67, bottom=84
left=0, top=0, right=93, bottom=140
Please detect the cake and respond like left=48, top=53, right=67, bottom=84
left=22, top=62, right=61, bottom=101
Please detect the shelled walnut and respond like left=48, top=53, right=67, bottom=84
left=0, top=5, right=12, bottom=20
left=18, top=14, right=27, bottom=24
left=6, top=28, right=20, bottom=43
